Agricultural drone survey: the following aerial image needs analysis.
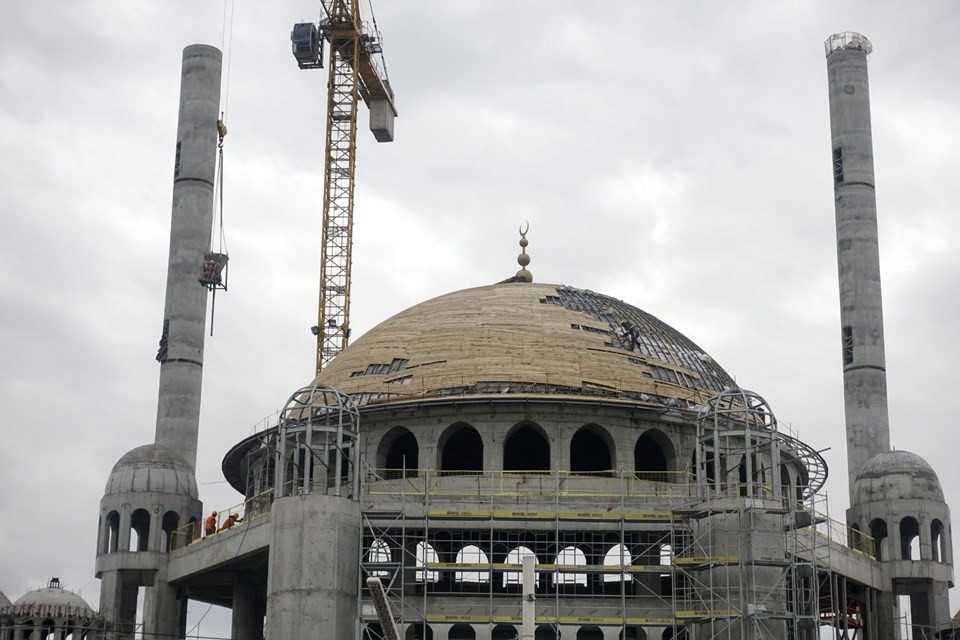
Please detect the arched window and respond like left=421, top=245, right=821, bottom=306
left=554, top=546, right=587, bottom=586
left=493, top=625, right=518, bottom=640
left=367, top=539, right=392, bottom=579
left=577, top=626, right=603, bottom=640
left=870, top=518, right=888, bottom=561
left=570, top=425, right=613, bottom=473
left=455, top=545, right=490, bottom=583
left=900, top=517, right=920, bottom=560
left=130, top=508, right=151, bottom=552
left=439, top=423, right=483, bottom=474
left=932, top=519, right=946, bottom=563
left=504, top=423, right=550, bottom=472
left=635, top=430, right=673, bottom=482
left=379, top=427, right=419, bottom=478
left=536, top=626, right=560, bottom=640
left=105, top=510, right=120, bottom=554
left=602, top=544, right=631, bottom=583
left=415, top=541, right=439, bottom=583
left=503, top=546, right=539, bottom=587
left=161, top=510, right=180, bottom=552
left=619, top=627, right=647, bottom=640
left=405, top=623, right=433, bottom=640
left=449, top=624, right=476, bottom=640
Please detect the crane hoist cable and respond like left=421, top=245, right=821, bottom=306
left=200, top=116, right=230, bottom=336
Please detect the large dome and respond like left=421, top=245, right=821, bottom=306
left=852, top=450, right=945, bottom=503
left=315, top=282, right=735, bottom=409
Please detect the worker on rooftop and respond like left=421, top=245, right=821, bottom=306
left=204, top=511, right=218, bottom=536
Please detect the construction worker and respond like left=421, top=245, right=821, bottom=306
left=220, top=513, right=242, bottom=532
left=204, top=511, right=218, bottom=536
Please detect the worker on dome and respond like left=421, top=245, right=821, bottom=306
left=204, top=511, right=218, bottom=536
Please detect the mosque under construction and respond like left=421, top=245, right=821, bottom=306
left=0, top=30, right=956, bottom=640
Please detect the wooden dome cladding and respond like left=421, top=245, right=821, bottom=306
left=314, top=282, right=735, bottom=408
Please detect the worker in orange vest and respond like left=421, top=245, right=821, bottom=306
left=220, top=513, right=242, bottom=532
left=204, top=511, right=218, bottom=536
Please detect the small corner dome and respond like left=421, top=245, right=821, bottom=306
left=104, top=443, right=198, bottom=499
left=12, top=580, right=95, bottom=617
left=852, top=450, right=944, bottom=504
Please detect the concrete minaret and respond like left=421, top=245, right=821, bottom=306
left=825, top=32, right=891, bottom=499
left=154, top=44, right=223, bottom=471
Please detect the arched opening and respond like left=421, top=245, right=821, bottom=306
left=40, top=619, right=55, bottom=640
left=188, top=515, right=199, bottom=542
left=415, top=541, right=439, bottom=583
left=106, top=510, right=120, bottom=554
left=662, top=627, right=688, bottom=640
left=636, top=430, right=673, bottom=482
left=439, top=423, right=483, bottom=474
left=449, top=624, right=476, bottom=640
left=362, top=623, right=384, bottom=640
left=455, top=545, right=490, bottom=583
left=536, top=626, right=560, bottom=640
left=932, top=519, right=946, bottom=563
left=130, top=508, right=150, bottom=552
left=779, top=464, right=792, bottom=501
left=366, top=539, right=393, bottom=579
left=870, top=518, right=888, bottom=561
left=493, top=625, right=518, bottom=640
left=405, top=623, right=433, bottom=640
left=161, top=510, right=179, bottom=552
left=504, top=423, right=550, bottom=472
left=619, top=627, right=647, bottom=640
left=570, top=425, right=613, bottom=473
left=603, top=544, right=631, bottom=583
left=577, top=626, right=603, bottom=640
left=900, top=517, right=920, bottom=560
left=379, top=427, right=419, bottom=479
left=503, top=546, right=539, bottom=587
left=554, top=546, right=587, bottom=587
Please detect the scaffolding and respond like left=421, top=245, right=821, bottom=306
left=354, top=389, right=882, bottom=640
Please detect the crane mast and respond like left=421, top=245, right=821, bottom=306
left=292, top=0, right=396, bottom=375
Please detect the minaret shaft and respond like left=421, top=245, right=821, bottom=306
left=825, top=34, right=891, bottom=500
left=154, top=45, right=223, bottom=471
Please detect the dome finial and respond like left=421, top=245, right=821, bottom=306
left=515, top=222, right=533, bottom=283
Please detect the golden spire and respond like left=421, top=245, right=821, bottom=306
left=515, top=222, right=533, bottom=283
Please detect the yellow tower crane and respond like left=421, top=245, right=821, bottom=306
left=291, top=0, right=396, bottom=374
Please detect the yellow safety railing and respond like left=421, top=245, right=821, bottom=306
left=812, top=511, right=876, bottom=559
left=364, top=468, right=698, bottom=499
left=170, top=489, right=274, bottom=551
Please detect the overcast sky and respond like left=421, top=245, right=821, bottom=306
left=1, top=0, right=958, bottom=632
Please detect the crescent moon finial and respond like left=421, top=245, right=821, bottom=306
left=515, top=222, right=533, bottom=283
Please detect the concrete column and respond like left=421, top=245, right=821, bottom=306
left=232, top=584, right=264, bottom=640
left=118, top=506, right=131, bottom=552
left=142, top=570, right=186, bottom=640
left=98, top=571, right=139, bottom=640
left=265, top=494, right=361, bottom=640
left=153, top=44, right=223, bottom=472
left=824, top=33, right=891, bottom=498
